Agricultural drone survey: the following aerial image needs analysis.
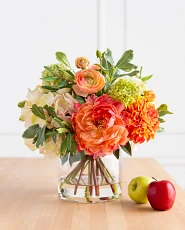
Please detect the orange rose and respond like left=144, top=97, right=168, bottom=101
left=72, top=95, right=128, bottom=158
left=75, top=57, right=89, bottom=69
left=73, top=65, right=105, bottom=96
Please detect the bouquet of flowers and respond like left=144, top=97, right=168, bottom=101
left=18, top=49, right=172, bottom=202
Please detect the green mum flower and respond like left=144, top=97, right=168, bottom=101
left=42, top=64, right=71, bottom=87
left=108, top=78, right=142, bottom=107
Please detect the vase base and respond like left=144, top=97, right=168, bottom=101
left=58, top=176, right=122, bottom=204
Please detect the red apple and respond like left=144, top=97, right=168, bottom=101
left=147, top=178, right=176, bottom=211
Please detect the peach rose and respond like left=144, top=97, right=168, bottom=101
left=75, top=57, right=89, bottom=69
left=73, top=65, right=105, bottom=96
left=72, top=94, right=128, bottom=158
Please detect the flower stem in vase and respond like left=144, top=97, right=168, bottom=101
left=90, top=158, right=93, bottom=196
left=91, top=158, right=100, bottom=196
left=99, top=158, right=114, bottom=181
left=74, top=156, right=87, bottom=195
left=96, top=160, right=109, bottom=183
left=96, top=158, right=117, bottom=195
left=99, top=158, right=119, bottom=195
left=98, top=164, right=105, bottom=185
left=65, top=161, right=82, bottom=181
left=96, top=160, right=104, bottom=185
left=96, top=160, right=99, bottom=178
left=85, top=159, right=91, bottom=202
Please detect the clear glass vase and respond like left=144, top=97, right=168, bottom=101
left=58, top=154, right=123, bottom=203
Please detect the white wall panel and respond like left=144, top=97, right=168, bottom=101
left=0, top=0, right=98, bottom=133
left=103, top=0, right=126, bottom=59
left=126, top=0, right=185, bottom=133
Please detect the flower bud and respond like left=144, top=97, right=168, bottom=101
left=75, top=57, right=89, bottom=69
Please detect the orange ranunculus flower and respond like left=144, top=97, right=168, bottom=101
left=122, top=98, right=160, bottom=144
left=75, top=57, right=89, bottom=69
left=72, top=94, right=128, bottom=159
left=72, top=65, right=105, bottom=96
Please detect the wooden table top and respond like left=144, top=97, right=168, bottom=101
left=0, top=157, right=185, bottom=230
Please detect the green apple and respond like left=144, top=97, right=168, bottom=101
left=128, top=176, right=154, bottom=204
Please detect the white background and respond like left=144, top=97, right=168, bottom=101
left=0, top=0, right=185, bottom=187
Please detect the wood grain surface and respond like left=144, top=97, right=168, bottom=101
left=0, top=158, right=185, bottom=230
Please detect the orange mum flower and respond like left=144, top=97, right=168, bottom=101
left=122, top=98, right=160, bottom=144
left=144, top=90, right=156, bottom=102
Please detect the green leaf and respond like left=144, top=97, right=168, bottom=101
left=60, top=83, right=73, bottom=89
left=60, top=121, right=72, bottom=129
left=118, top=70, right=139, bottom=77
left=115, top=50, right=137, bottom=72
left=116, top=50, right=134, bottom=67
left=44, top=66, right=57, bottom=77
left=81, top=151, right=85, bottom=159
left=55, top=66, right=74, bottom=81
left=33, top=134, right=39, bottom=144
left=36, top=126, right=46, bottom=148
left=45, top=130, right=58, bottom=136
left=54, top=117, right=72, bottom=128
left=113, top=149, right=120, bottom=159
left=56, top=52, right=71, bottom=68
left=139, top=66, right=143, bottom=79
left=61, top=152, right=69, bottom=165
left=96, top=89, right=103, bottom=97
left=120, top=142, right=132, bottom=156
left=96, top=50, right=102, bottom=58
left=60, top=137, right=68, bottom=155
left=111, top=68, right=120, bottom=78
left=117, top=62, right=138, bottom=72
left=54, top=117, right=64, bottom=127
left=70, top=140, right=77, bottom=154
left=69, top=152, right=82, bottom=166
left=56, top=80, right=68, bottom=88
left=22, top=124, right=41, bottom=139
left=41, top=86, right=58, bottom=92
left=103, top=82, right=111, bottom=93
left=57, top=127, right=69, bottom=134
left=103, top=48, right=114, bottom=65
left=157, top=127, right=165, bottom=133
left=18, top=100, right=26, bottom=108
left=45, top=129, right=58, bottom=143
left=64, top=70, right=75, bottom=79
left=96, top=64, right=109, bottom=75
left=42, top=80, right=72, bottom=90
left=44, top=105, right=56, bottom=117
left=102, top=56, right=112, bottom=71
left=141, top=75, right=153, bottom=82
left=158, top=117, right=165, bottom=123
left=40, top=76, right=59, bottom=81
left=66, top=133, right=72, bottom=150
left=157, top=104, right=168, bottom=112
left=52, top=134, right=57, bottom=143
left=158, top=111, right=173, bottom=117
left=31, top=104, right=46, bottom=120
left=157, top=104, right=173, bottom=117
left=74, top=94, right=85, bottom=104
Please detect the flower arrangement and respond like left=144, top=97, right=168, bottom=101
left=18, top=49, right=172, bottom=202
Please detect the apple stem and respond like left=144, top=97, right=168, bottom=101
left=152, top=177, right=157, bottom=181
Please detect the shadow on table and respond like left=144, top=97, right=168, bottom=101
left=118, top=199, right=155, bottom=213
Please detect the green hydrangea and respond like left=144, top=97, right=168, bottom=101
left=42, top=64, right=71, bottom=86
left=108, top=78, right=142, bottom=107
